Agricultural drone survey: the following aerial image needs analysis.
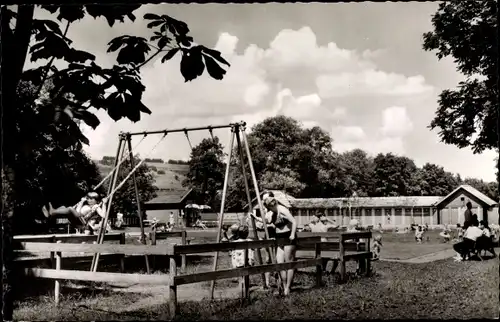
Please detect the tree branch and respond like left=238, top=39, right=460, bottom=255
left=12, top=5, right=35, bottom=87
left=135, top=44, right=177, bottom=70
left=34, top=20, right=71, bottom=99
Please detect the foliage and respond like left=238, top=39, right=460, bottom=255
left=461, top=177, right=498, bottom=201
left=167, top=159, right=189, bottom=165
left=5, top=81, right=103, bottom=234
left=105, top=157, right=158, bottom=219
left=223, top=116, right=499, bottom=210
left=183, top=137, right=226, bottom=210
left=423, top=1, right=498, bottom=154
left=1, top=4, right=230, bottom=168
left=371, top=153, right=419, bottom=197
left=144, top=158, right=164, bottom=163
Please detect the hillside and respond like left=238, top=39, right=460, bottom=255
left=96, top=162, right=189, bottom=190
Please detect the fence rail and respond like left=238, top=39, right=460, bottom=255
left=15, top=230, right=373, bottom=318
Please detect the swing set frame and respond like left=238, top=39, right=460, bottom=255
left=90, top=121, right=279, bottom=297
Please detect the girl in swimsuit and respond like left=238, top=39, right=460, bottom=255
left=41, top=192, right=108, bottom=230
left=262, top=196, right=298, bottom=296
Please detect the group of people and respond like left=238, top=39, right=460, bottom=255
left=451, top=201, right=497, bottom=261
left=220, top=191, right=298, bottom=296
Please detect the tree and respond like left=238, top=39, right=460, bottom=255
left=107, top=156, right=158, bottom=219
left=183, top=137, right=226, bottom=210
left=423, top=1, right=499, bottom=220
left=423, top=1, right=498, bottom=154
left=1, top=5, right=229, bottom=320
left=462, top=177, right=498, bottom=201
left=372, top=153, right=419, bottom=197
left=5, top=80, right=103, bottom=235
left=339, top=149, right=375, bottom=197
left=413, top=163, right=460, bottom=196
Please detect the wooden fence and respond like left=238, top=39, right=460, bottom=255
left=14, top=231, right=372, bottom=318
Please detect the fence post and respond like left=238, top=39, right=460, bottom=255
left=150, top=231, right=157, bottom=272
left=54, top=240, right=62, bottom=305
left=50, top=236, right=56, bottom=269
left=315, top=242, right=322, bottom=287
left=243, top=248, right=250, bottom=301
left=181, top=231, right=187, bottom=272
left=339, top=236, right=346, bottom=283
left=119, top=233, right=126, bottom=273
left=169, top=253, right=178, bottom=319
left=365, top=234, right=371, bottom=277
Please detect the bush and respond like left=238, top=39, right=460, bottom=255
left=157, top=170, right=166, bottom=175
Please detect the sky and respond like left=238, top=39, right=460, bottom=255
left=27, top=2, right=498, bottom=182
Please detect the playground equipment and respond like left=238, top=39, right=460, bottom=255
left=89, top=122, right=278, bottom=298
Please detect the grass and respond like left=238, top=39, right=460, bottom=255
left=13, top=231, right=499, bottom=320
left=14, top=256, right=499, bottom=320
left=96, top=162, right=188, bottom=190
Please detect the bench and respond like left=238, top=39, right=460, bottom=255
left=296, top=231, right=372, bottom=282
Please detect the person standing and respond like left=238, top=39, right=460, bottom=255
left=169, top=211, right=175, bottom=227
left=463, top=201, right=473, bottom=229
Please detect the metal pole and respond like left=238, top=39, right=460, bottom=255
left=209, top=127, right=236, bottom=300
left=126, top=134, right=151, bottom=274
left=126, top=121, right=246, bottom=137
left=91, top=136, right=125, bottom=272
left=234, top=126, right=266, bottom=287
left=241, top=128, right=283, bottom=289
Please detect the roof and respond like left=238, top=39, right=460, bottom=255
left=434, top=185, right=498, bottom=209
left=245, top=190, right=295, bottom=209
left=290, top=196, right=442, bottom=209
left=146, top=188, right=193, bottom=204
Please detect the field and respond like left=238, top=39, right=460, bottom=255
left=13, top=230, right=499, bottom=320
left=97, top=162, right=189, bottom=190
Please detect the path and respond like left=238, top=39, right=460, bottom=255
left=380, top=247, right=499, bottom=264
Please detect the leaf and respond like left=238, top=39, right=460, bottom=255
left=144, top=13, right=161, bottom=20
left=74, top=109, right=101, bottom=129
left=66, top=49, right=96, bottom=63
left=107, top=35, right=128, bottom=53
left=57, top=5, right=86, bottom=23
left=40, top=5, right=58, bottom=14
left=109, top=36, right=150, bottom=65
left=105, top=92, right=123, bottom=121
left=201, top=46, right=230, bottom=66
left=40, top=19, right=63, bottom=35
left=158, top=36, right=170, bottom=49
left=180, top=47, right=205, bottom=82
left=150, top=35, right=162, bottom=41
left=86, top=5, right=140, bottom=27
left=147, top=20, right=163, bottom=29
left=203, top=54, right=227, bottom=80
left=161, top=48, right=179, bottom=63
left=166, top=16, right=190, bottom=35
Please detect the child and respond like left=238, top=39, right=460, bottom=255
left=372, top=234, right=382, bottom=260
left=456, top=223, right=464, bottom=241
left=439, top=227, right=451, bottom=243
left=415, top=225, right=424, bottom=243
left=230, top=225, right=256, bottom=294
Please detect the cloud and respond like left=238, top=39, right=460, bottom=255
left=316, top=70, right=433, bottom=98
left=380, top=106, right=413, bottom=137
left=73, top=24, right=435, bottom=167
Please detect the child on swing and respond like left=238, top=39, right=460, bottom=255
left=41, top=192, right=108, bottom=232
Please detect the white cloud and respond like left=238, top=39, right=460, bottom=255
left=316, top=70, right=433, bottom=98
left=78, top=25, right=435, bottom=170
left=380, top=106, right=413, bottom=137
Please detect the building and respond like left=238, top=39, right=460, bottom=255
left=245, top=185, right=499, bottom=228
left=143, top=188, right=194, bottom=226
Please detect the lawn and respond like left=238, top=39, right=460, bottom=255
left=13, top=229, right=497, bottom=320
left=13, top=254, right=499, bottom=320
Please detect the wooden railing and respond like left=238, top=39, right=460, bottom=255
left=149, top=230, right=188, bottom=271
left=14, top=231, right=373, bottom=318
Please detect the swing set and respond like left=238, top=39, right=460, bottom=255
left=88, top=121, right=279, bottom=297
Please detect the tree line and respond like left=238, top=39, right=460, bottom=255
left=183, top=116, right=499, bottom=212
